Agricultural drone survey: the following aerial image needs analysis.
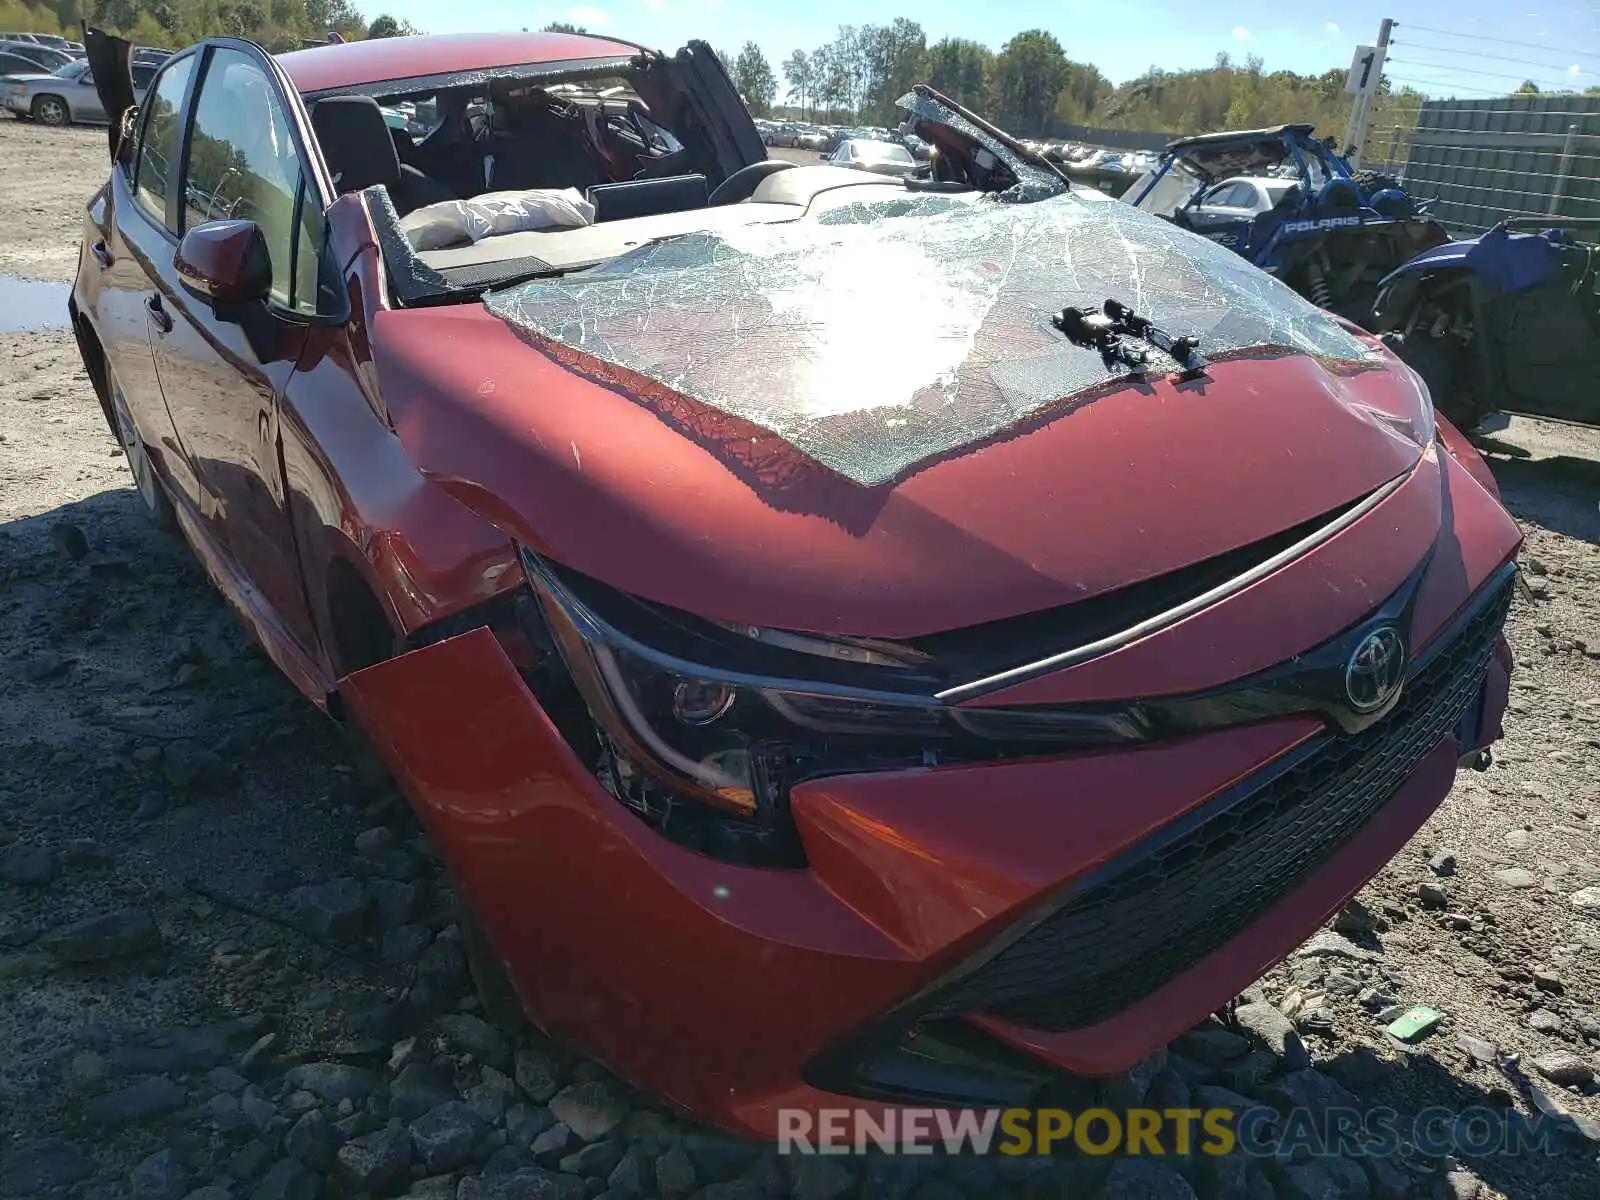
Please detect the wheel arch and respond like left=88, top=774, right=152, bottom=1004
left=323, top=551, right=403, bottom=679
left=69, top=303, right=118, bottom=438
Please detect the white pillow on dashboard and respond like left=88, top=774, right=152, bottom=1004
left=400, top=188, right=596, bottom=250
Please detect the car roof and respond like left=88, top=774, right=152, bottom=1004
left=276, top=31, right=647, bottom=95
left=1165, top=124, right=1316, bottom=153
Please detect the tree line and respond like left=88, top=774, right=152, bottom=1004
left=0, top=0, right=418, bottom=51
left=720, top=21, right=1600, bottom=139
left=722, top=23, right=1398, bottom=137
left=8, top=2, right=1591, bottom=135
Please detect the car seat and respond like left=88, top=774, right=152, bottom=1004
left=311, top=95, right=456, bottom=216
left=1243, top=184, right=1303, bottom=259
left=476, top=89, right=603, bottom=194
left=1368, top=187, right=1414, bottom=218
left=1315, top=178, right=1362, bottom=215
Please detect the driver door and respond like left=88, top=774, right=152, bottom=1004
left=657, top=41, right=767, bottom=182
left=145, top=40, right=325, bottom=658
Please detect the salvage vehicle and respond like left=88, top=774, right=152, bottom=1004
left=822, top=136, right=919, bottom=177
left=1372, top=216, right=1600, bottom=429
left=71, top=26, right=1520, bottom=1138
left=1125, top=123, right=1449, bottom=324
left=0, top=38, right=74, bottom=72
left=0, top=54, right=154, bottom=123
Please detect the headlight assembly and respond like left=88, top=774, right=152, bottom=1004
left=515, top=547, right=1147, bottom=864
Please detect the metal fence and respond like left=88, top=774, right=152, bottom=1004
left=1365, top=97, right=1600, bottom=233
left=1363, top=23, right=1600, bottom=233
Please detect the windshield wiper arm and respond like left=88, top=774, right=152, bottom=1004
left=1052, top=299, right=1208, bottom=379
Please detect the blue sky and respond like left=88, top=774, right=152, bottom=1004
left=362, top=0, right=1600, bottom=96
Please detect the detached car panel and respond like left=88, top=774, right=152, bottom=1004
left=70, top=27, right=1521, bottom=1138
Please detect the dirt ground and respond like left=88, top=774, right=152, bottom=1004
left=1, top=117, right=1598, bottom=1200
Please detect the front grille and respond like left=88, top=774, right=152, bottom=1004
left=921, top=576, right=1514, bottom=1032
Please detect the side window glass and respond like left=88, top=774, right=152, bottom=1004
left=133, top=55, right=194, bottom=230
left=182, top=48, right=307, bottom=311
left=292, top=180, right=330, bottom=315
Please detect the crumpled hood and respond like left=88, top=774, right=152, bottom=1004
left=375, top=295, right=1430, bottom=639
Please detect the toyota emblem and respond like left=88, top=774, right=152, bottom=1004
left=1345, top=627, right=1406, bottom=713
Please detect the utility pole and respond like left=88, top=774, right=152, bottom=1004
left=1342, top=18, right=1394, bottom=169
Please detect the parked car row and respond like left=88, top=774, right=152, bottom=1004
left=0, top=30, right=84, bottom=54
left=0, top=37, right=75, bottom=75
left=1, top=45, right=167, bottom=125
left=754, top=116, right=932, bottom=161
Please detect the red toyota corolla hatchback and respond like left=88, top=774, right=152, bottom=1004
left=70, top=28, right=1520, bottom=1137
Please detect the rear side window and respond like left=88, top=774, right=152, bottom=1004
left=0, top=52, right=35, bottom=73
left=133, top=54, right=194, bottom=230
left=132, top=64, right=157, bottom=91
left=1210, top=182, right=1249, bottom=208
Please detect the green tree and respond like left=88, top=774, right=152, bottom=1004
left=859, top=17, right=924, bottom=122
left=543, top=20, right=585, bottom=34
left=782, top=49, right=812, bottom=116
left=1514, top=79, right=1541, bottom=94
left=365, top=13, right=415, bottom=37
left=731, top=40, right=777, bottom=115
left=811, top=44, right=848, bottom=119
left=920, top=37, right=992, bottom=109
left=993, top=29, right=1069, bottom=134
left=1053, top=59, right=1112, bottom=124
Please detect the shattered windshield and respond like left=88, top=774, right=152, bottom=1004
left=486, top=191, right=1376, bottom=487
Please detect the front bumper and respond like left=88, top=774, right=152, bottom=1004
left=341, top=457, right=1520, bottom=1139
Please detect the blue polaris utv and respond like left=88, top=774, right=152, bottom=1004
left=1124, top=123, right=1449, bottom=324
left=1371, top=217, right=1600, bottom=429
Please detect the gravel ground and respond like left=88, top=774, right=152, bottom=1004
left=2, top=118, right=1599, bottom=1200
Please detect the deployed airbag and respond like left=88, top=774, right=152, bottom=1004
left=486, top=193, right=1378, bottom=486
left=402, top=188, right=596, bottom=250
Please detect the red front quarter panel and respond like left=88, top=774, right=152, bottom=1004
left=338, top=628, right=915, bottom=1123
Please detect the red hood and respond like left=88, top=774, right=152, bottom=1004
left=376, top=304, right=1428, bottom=638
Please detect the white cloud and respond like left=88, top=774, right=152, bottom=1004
left=1233, top=25, right=1251, bottom=39
left=1325, top=21, right=1340, bottom=33
left=1571, top=63, right=1582, bottom=74
left=567, top=4, right=610, bottom=25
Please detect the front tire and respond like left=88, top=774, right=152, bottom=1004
left=31, top=95, right=69, bottom=126
left=108, top=376, right=177, bottom=530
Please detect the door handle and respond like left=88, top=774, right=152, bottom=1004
left=145, top=293, right=173, bottom=334
left=90, top=240, right=113, bottom=268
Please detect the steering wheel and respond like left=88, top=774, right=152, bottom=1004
left=707, top=159, right=797, bottom=206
